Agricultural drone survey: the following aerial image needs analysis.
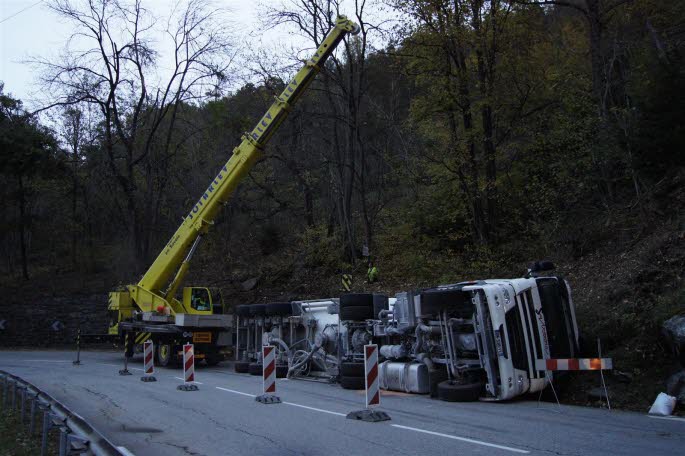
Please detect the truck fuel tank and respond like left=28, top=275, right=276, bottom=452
left=379, top=361, right=430, bottom=394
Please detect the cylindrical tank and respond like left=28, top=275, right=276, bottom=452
left=378, top=361, right=430, bottom=394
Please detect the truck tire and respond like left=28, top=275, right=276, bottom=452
left=373, top=294, right=389, bottom=319
left=420, top=289, right=469, bottom=316
left=248, top=362, right=263, bottom=375
left=437, top=380, right=483, bottom=402
left=340, top=376, right=365, bottom=390
left=340, top=362, right=365, bottom=377
left=156, top=343, right=173, bottom=368
left=234, top=361, right=250, bottom=373
left=249, top=304, right=266, bottom=316
left=276, top=364, right=289, bottom=378
left=340, top=305, right=375, bottom=321
left=265, top=302, right=293, bottom=316
left=428, top=367, right=449, bottom=399
left=235, top=305, right=250, bottom=317
left=340, top=293, right=374, bottom=309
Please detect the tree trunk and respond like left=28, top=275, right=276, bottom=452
left=17, top=175, right=29, bottom=280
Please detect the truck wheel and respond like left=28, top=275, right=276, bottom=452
left=156, top=343, right=173, bottom=368
left=249, top=304, right=266, bottom=316
left=340, top=293, right=374, bottom=309
left=265, top=302, right=293, bottom=316
left=234, top=361, right=250, bottom=373
left=276, top=364, right=289, bottom=378
left=340, top=376, right=366, bottom=390
left=248, top=362, right=263, bottom=375
left=340, top=305, right=375, bottom=321
left=235, top=305, right=250, bottom=317
left=420, top=289, right=456, bottom=315
left=437, top=380, right=483, bottom=402
left=428, top=367, right=448, bottom=399
left=340, top=362, right=365, bottom=377
left=373, top=294, right=389, bottom=319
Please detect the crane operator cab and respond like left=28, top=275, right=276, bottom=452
left=182, top=287, right=224, bottom=315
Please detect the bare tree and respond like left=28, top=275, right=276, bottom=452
left=263, top=0, right=388, bottom=262
left=36, top=0, right=235, bottom=267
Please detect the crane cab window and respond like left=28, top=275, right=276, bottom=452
left=191, top=288, right=211, bottom=311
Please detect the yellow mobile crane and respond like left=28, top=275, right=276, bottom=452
left=108, top=16, right=360, bottom=366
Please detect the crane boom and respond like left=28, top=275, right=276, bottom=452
left=126, top=16, right=360, bottom=315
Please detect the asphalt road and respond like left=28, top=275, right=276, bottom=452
left=1, top=350, right=683, bottom=456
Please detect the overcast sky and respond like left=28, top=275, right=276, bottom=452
left=0, top=0, right=386, bottom=109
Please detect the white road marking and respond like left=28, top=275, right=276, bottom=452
left=282, top=402, right=347, bottom=417
left=23, top=360, right=72, bottom=363
left=214, top=385, right=346, bottom=416
left=649, top=415, right=685, bottom=423
left=174, top=377, right=203, bottom=385
left=130, top=367, right=144, bottom=371
left=216, top=387, right=256, bottom=398
left=391, top=424, right=530, bottom=454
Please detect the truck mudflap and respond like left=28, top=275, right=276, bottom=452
left=473, top=292, right=500, bottom=399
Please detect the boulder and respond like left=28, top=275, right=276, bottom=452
left=662, top=315, right=685, bottom=366
left=666, top=370, right=685, bottom=406
left=241, top=277, right=259, bottom=291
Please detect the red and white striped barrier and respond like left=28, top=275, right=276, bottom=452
left=177, top=343, right=198, bottom=391
left=184, top=343, right=195, bottom=382
left=364, top=344, right=380, bottom=407
left=536, top=358, right=613, bottom=371
left=144, top=340, right=154, bottom=375
left=140, top=340, right=156, bottom=382
left=262, top=345, right=276, bottom=394
left=346, top=344, right=389, bottom=421
left=255, top=345, right=280, bottom=403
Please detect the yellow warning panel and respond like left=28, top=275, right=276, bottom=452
left=193, top=332, right=212, bottom=343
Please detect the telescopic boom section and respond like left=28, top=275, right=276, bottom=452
left=132, top=16, right=360, bottom=312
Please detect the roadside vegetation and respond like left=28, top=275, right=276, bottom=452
left=0, top=409, right=58, bottom=456
left=0, top=0, right=683, bottom=412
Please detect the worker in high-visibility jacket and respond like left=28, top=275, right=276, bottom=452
left=367, top=260, right=379, bottom=283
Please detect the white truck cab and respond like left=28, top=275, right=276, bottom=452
left=415, top=275, right=579, bottom=401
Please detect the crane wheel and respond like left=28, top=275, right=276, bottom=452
left=156, top=343, right=173, bottom=368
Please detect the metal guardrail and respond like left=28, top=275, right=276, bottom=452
left=0, top=370, right=127, bottom=456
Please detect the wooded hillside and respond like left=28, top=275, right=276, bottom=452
left=0, top=0, right=683, bottom=409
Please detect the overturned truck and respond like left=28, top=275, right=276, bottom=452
left=233, top=265, right=580, bottom=403
left=339, top=273, right=580, bottom=401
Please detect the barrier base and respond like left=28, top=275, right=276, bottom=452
left=255, top=394, right=281, bottom=404
left=346, top=409, right=391, bottom=422
left=177, top=384, right=199, bottom=391
left=118, top=369, right=132, bottom=376
left=72, top=360, right=81, bottom=366
left=140, top=376, right=157, bottom=382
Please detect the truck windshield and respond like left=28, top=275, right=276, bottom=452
left=504, top=305, right=530, bottom=373
left=191, top=288, right=211, bottom=311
